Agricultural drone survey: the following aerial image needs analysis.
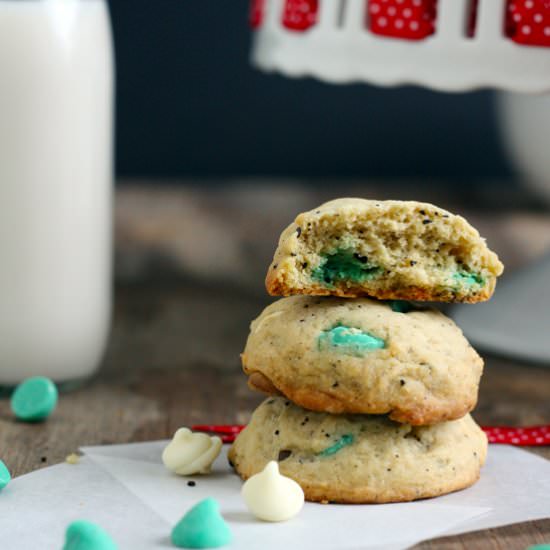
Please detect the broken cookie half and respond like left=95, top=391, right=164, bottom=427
left=265, top=198, right=503, bottom=303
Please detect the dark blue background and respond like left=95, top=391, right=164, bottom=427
left=109, top=0, right=512, bottom=181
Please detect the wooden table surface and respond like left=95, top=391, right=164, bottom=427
left=1, top=184, right=550, bottom=549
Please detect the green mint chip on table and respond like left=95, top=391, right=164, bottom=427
left=62, top=520, right=118, bottom=550
left=11, top=376, right=58, bottom=422
left=0, top=460, right=11, bottom=490
left=172, top=498, right=232, bottom=548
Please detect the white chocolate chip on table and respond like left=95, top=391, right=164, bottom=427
left=242, top=461, right=304, bottom=522
left=162, top=428, right=222, bottom=476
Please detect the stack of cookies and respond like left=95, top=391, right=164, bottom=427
left=229, top=198, right=503, bottom=503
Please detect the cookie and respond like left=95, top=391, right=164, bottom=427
left=228, top=397, right=488, bottom=504
left=265, top=198, right=503, bottom=303
left=242, top=295, right=483, bottom=425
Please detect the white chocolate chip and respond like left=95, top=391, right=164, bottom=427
left=162, top=428, right=222, bottom=476
left=242, top=461, right=304, bottom=522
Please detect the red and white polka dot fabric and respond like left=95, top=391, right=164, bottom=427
left=250, top=0, right=265, bottom=29
left=281, top=0, right=319, bottom=31
left=193, top=424, right=550, bottom=446
left=250, top=0, right=550, bottom=49
left=506, top=0, right=550, bottom=47
left=367, top=0, right=437, bottom=40
left=483, top=425, right=550, bottom=446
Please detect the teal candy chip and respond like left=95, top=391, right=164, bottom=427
left=453, top=271, right=485, bottom=287
left=11, top=376, right=58, bottom=422
left=171, top=498, right=232, bottom=548
left=318, top=434, right=355, bottom=457
left=387, top=300, right=413, bottom=313
left=318, top=325, right=385, bottom=357
left=62, top=520, right=118, bottom=550
left=0, top=460, right=11, bottom=490
left=312, top=249, right=382, bottom=286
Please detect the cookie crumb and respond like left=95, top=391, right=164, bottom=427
left=65, top=453, right=81, bottom=465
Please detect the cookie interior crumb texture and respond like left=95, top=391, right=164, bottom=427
left=229, top=397, right=488, bottom=504
left=265, top=198, right=503, bottom=303
left=243, top=295, right=483, bottom=424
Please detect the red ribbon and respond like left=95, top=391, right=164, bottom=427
left=192, top=424, right=550, bottom=446
left=482, top=425, right=550, bottom=446
left=192, top=425, right=245, bottom=444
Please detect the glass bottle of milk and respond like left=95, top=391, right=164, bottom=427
left=0, top=0, right=114, bottom=387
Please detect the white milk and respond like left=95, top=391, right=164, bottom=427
left=0, top=0, right=113, bottom=385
